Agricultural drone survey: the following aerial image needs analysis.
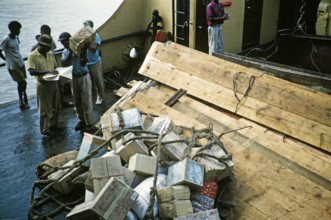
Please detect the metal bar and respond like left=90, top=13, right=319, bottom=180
left=0, top=31, right=148, bottom=68
left=165, top=88, right=187, bottom=107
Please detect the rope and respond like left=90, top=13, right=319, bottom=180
left=29, top=128, right=160, bottom=219
left=145, top=130, right=165, bottom=219
left=232, top=72, right=264, bottom=113
left=30, top=121, right=236, bottom=219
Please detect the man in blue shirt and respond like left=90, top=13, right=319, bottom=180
left=83, top=20, right=105, bottom=105
left=59, top=31, right=95, bottom=132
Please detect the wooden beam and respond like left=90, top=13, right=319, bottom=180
left=139, top=42, right=331, bottom=152
left=113, top=86, right=331, bottom=219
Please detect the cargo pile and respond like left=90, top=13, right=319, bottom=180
left=35, top=107, right=235, bottom=220
left=29, top=41, right=331, bottom=219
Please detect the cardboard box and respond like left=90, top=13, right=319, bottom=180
left=85, top=189, right=94, bottom=202
left=122, top=166, right=136, bottom=187
left=191, top=193, right=215, bottom=212
left=76, top=133, right=107, bottom=168
left=90, top=155, right=124, bottom=196
left=191, top=144, right=234, bottom=181
left=160, top=131, right=187, bottom=161
left=128, top=153, right=156, bottom=176
left=147, top=116, right=173, bottom=134
left=115, top=132, right=149, bottom=163
left=167, top=158, right=204, bottom=188
left=67, top=177, right=139, bottom=220
left=157, top=185, right=191, bottom=202
left=100, top=114, right=112, bottom=140
left=48, top=160, right=84, bottom=194
left=158, top=200, right=193, bottom=218
left=110, top=108, right=143, bottom=133
left=69, top=25, right=95, bottom=55
left=174, top=209, right=221, bottom=220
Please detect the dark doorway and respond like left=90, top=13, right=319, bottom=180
left=278, top=0, right=321, bottom=35
left=242, top=0, right=263, bottom=50
left=175, top=0, right=190, bottom=46
left=195, top=0, right=209, bottom=53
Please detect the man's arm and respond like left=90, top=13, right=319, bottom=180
left=28, top=68, right=49, bottom=76
left=208, top=13, right=229, bottom=23
left=61, top=49, right=72, bottom=67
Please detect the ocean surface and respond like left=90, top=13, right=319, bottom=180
left=0, top=0, right=123, bottom=105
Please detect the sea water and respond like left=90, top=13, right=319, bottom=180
left=0, top=0, right=123, bottom=105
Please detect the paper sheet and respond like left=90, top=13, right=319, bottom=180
left=43, top=66, right=73, bottom=81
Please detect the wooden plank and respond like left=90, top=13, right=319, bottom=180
left=114, top=88, right=331, bottom=219
left=156, top=85, right=331, bottom=190
left=139, top=57, right=331, bottom=152
left=141, top=42, right=331, bottom=128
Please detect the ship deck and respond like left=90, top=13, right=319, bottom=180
left=0, top=91, right=118, bottom=219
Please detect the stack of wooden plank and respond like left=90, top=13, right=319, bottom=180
left=105, top=42, right=331, bottom=219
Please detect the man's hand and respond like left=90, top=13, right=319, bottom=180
left=224, top=13, right=230, bottom=20
left=49, top=70, right=59, bottom=75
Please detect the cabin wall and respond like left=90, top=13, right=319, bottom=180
left=260, top=0, right=280, bottom=44
left=222, top=1, right=245, bottom=53
left=204, top=0, right=280, bottom=54
left=97, top=0, right=147, bottom=72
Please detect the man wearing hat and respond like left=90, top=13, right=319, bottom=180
left=28, top=34, right=61, bottom=140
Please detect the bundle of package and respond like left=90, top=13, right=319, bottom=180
left=115, top=132, right=149, bottom=163
left=76, top=133, right=107, bottom=168
left=191, top=192, right=215, bottom=213
left=48, top=160, right=85, bottom=194
left=191, top=144, right=234, bottom=181
left=157, top=185, right=193, bottom=218
left=174, top=208, right=221, bottom=220
left=69, top=25, right=95, bottom=55
left=67, top=177, right=139, bottom=220
left=167, top=158, right=204, bottom=189
left=110, top=108, right=144, bottom=133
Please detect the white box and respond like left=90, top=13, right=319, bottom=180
left=48, top=160, right=84, bottom=194
left=167, top=158, right=204, bottom=188
left=110, top=108, right=143, bottom=133
left=115, top=132, right=149, bottom=163
left=90, top=155, right=124, bottom=196
left=67, top=178, right=139, bottom=220
left=76, top=133, right=107, bottom=167
left=128, top=153, right=156, bottom=176
left=174, top=209, right=221, bottom=220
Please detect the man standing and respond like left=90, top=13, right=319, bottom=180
left=0, top=20, right=30, bottom=109
left=59, top=31, right=95, bottom=133
left=83, top=20, right=105, bottom=105
left=206, top=0, right=229, bottom=55
left=31, top=24, right=57, bottom=52
left=28, top=34, right=61, bottom=139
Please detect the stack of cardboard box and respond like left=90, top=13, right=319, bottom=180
left=65, top=108, right=233, bottom=219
